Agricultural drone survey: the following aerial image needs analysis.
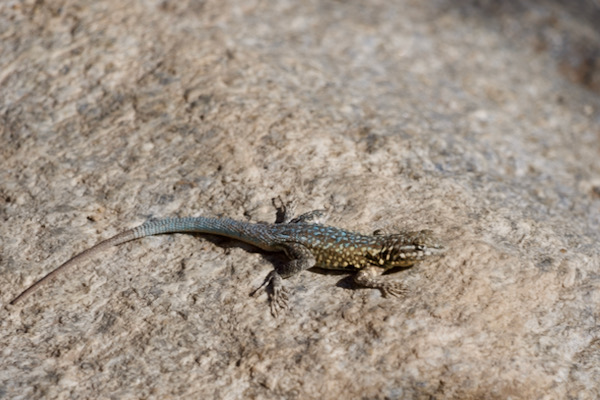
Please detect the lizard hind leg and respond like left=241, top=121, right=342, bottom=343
left=272, top=196, right=296, bottom=224
left=271, top=196, right=328, bottom=225
left=251, top=243, right=316, bottom=317
left=353, top=265, right=407, bottom=298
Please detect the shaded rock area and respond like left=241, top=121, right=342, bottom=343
left=1, top=0, right=600, bottom=398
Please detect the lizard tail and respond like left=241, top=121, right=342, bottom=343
left=9, top=217, right=264, bottom=306
left=9, top=229, right=137, bottom=305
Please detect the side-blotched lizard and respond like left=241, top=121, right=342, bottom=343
left=10, top=203, right=445, bottom=315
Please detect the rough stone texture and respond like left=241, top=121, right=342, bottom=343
left=1, top=0, right=600, bottom=398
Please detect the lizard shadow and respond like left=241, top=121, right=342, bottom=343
left=302, top=266, right=416, bottom=291
left=188, top=233, right=289, bottom=265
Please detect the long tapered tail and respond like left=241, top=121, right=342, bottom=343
left=10, top=217, right=274, bottom=305
left=9, top=229, right=138, bottom=305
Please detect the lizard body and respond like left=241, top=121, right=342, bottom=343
left=10, top=210, right=444, bottom=315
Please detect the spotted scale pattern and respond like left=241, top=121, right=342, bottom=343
left=270, top=223, right=443, bottom=271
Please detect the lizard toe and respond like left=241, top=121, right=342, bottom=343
left=269, top=285, right=289, bottom=317
left=381, top=283, right=408, bottom=298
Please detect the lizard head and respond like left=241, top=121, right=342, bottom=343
left=373, top=230, right=445, bottom=269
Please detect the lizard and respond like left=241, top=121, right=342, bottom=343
left=9, top=202, right=445, bottom=316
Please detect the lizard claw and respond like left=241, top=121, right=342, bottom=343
left=250, top=276, right=269, bottom=298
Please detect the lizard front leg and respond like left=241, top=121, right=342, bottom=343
left=353, top=265, right=407, bottom=298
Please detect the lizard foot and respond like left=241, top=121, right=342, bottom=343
left=272, top=196, right=297, bottom=224
left=250, top=270, right=289, bottom=317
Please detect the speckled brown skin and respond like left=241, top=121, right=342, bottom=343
left=10, top=210, right=444, bottom=316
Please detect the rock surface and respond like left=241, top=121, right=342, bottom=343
left=1, top=0, right=599, bottom=398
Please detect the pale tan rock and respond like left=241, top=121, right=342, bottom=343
left=1, top=1, right=599, bottom=398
